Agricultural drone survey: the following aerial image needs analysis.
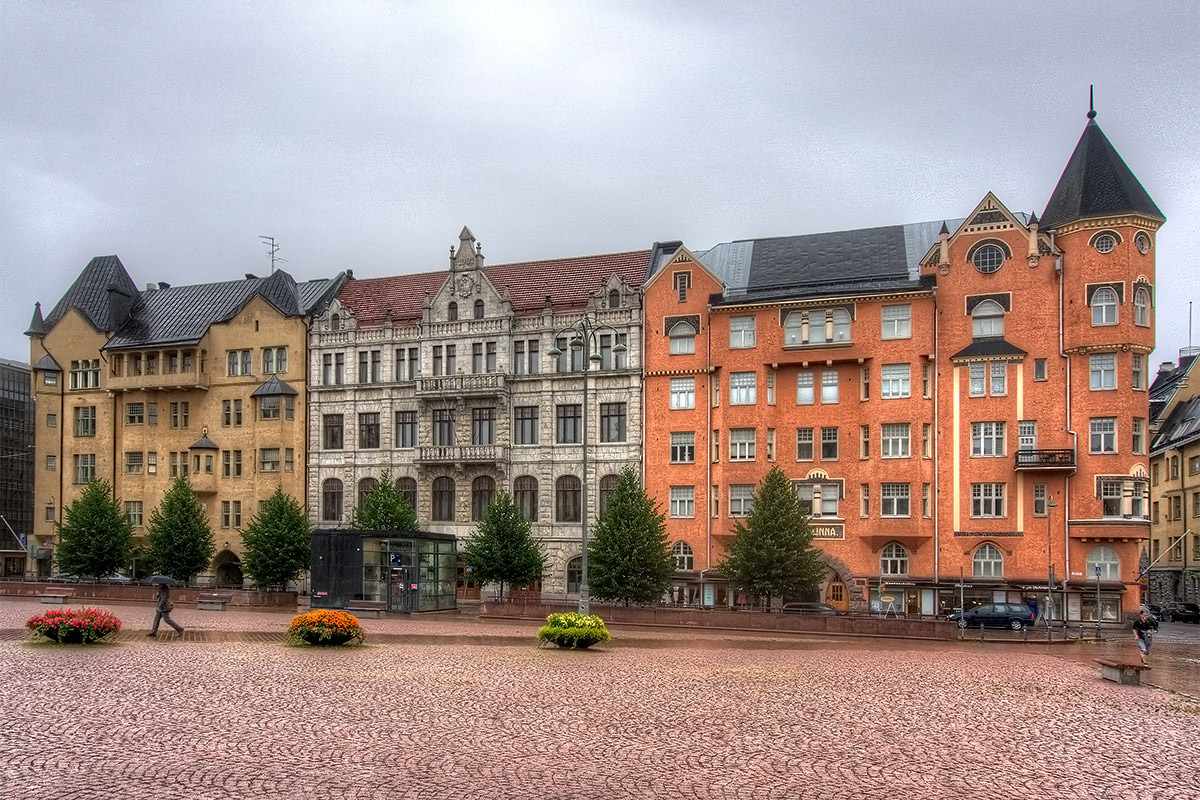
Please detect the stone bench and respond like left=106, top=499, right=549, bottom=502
left=346, top=600, right=387, bottom=619
left=39, top=589, right=74, bottom=605
left=1095, top=658, right=1149, bottom=685
left=197, top=593, right=233, bottom=611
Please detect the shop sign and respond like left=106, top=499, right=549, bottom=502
left=811, top=524, right=844, bottom=540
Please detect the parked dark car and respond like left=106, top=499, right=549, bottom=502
left=1161, top=602, right=1200, bottom=623
left=948, top=603, right=1037, bottom=630
left=781, top=602, right=838, bottom=615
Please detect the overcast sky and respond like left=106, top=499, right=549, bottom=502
left=3, top=2, right=1198, bottom=368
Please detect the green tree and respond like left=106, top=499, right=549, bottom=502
left=240, top=488, right=311, bottom=589
left=717, top=465, right=825, bottom=608
left=145, top=476, right=216, bottom=583
left=54, top=480, right=133, bottom=579
left=587, top=466, right=675, bottom=606
left=459, top=490, right=544, bottom=599
left=351, top=470, right=417, bottom=531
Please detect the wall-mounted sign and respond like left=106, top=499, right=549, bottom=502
left=811, top=524, right=845, bottom=540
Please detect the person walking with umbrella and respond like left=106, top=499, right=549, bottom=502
left=147, top=575, right=184, bottom=637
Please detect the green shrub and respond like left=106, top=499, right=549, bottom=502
left=536, top=612, right=611, bottom=649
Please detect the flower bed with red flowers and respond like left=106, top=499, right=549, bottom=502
left=286, top=609, right=365, bottom=646
left=26, top=607, right=122, bottom=644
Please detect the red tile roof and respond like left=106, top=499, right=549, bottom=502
left=338, top=250, right=651, bottom=326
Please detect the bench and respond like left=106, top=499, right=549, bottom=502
left=1095, top=658, right=1149, bottom=685
left=346, top=600, right=387, bottom=619
left=197, top=593, right=233, bottom=611
left=39, top=589, right=74, bottom=605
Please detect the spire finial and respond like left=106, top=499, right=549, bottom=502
left=1087, top=85, right=1096, bottom=120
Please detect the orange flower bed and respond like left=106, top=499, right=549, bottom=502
left=286, top=609, right=365, bottom=646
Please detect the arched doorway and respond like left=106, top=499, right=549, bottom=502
left=213, top=549, right=243, bottom=588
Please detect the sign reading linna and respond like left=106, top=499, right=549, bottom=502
left=810, top=524, right=844, bottom=540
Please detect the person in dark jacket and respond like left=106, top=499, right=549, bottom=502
left=1132, top=609, right=1158, bottom=665
left=148, top=583, right=184, bottom=637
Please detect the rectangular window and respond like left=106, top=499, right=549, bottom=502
left=396, top=411, right=417, bottom=448
left=670, top=486, right=695, bottom=518
left=556, top=405, right=581, bottom=444
left=730, top=372, right=756, bottom=405
left=922, top=423, right=932, bottom=458
left=766, top=371, right=776, bottom=405
left=74, top=453, right=96, bottom=484
left=125, top=501, right=143, bottom=528
left=597, top=333, right=626, bottom=371
left=880, top=364, right=911, bottom=399
left=259, top=396, right=281, bottom=420
left=1018, top=420, right=1037, bottom=451
left=285, top=448, right=294, bottom=473
left=730, top=485, right=755, bottom=517
left=1132, top=418, right=1146, bottom=455
left=358, top=413, right=380, bottom=449
left=221, top=450, right=243, bottom=478
left=674, top=271, right=691, bottom=302
left=766, top=428, right=776, bottom=461
left=730, top=428, right=756, bottom=461
left=860, top=366, right=870, bottom=401
left=1034, top=358, right=1048, bottom=381
left=45, top=455, right=56, bottom=471
left=820, top=370, right=839, bottom=404
left=323, top=415, right=344, bottom=449
left=730, top=316, right=756, bottom=348
left=169, top=401, right=189, bottom=429
left=259, top=448, right=280, bottom=472
left=74, top=406, right=96, bottom=437
left=69, top=359, right=100, bottom=389
left=514, top=407, right=538, bottom=445
left=124, top=451, right=143, bottom=474
left=881, top=483, right=910, bottom=517
left=860, top=484, right=870, bottom=517
left=922, top=483, right=931, bottom=518
left=860, top=425, right=870, bottom=459
left=1100, top=480, right=1123, bottom=517
left=513, top=340, right=526, bottom=375
left=820, top=427, right=838, bottom=460
left=670, top=432, right=695, bottom=463
left=472, top=407, right=495, bottom=445
left=796, top=428, right=814, bottom=461
left=125, top=403, right=144, bottom=425
left=796, top=371, right=814, bottom=405
left=221, top=500, right=243, bottom=529
left=147, top=452, right=157, bottom=474
left=1090, top=353, right=1116, bottom=390
left=971, top=422, right=1006, bottom=457
left=1033, top=483, right=1047, bottom=516
left=433, top=409, right=455, bottom=446
left=990, top=362, right=1007, bottom=396
left=881, top=304, right=911, bottom=339
left=262, top=346, right=287, bottom=374
left=227, top=349, right=252, bottom=376
left=600, top=403, right=626, bottom=443
left=971, top=483, right=1005, bottom=517
left=922, top=363, right=931, bottom=398
left=46, top=413, right=57, bottom=428
left=712, top=429, right=719, bottom=462
left=796, top=483, right=839, bottom=518
left=881, top=423, right=910, bottom=458
left=357, top=350, right=382, bottom=383
left=670, top=378, right=696, bottom=410
left=1090, top=418, right=1117, bottom=454
left=969, top=363, right=985, bottom=397
left=1132, top=353, right=1144, bottom=390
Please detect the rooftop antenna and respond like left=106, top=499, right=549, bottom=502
left=259, top=236, right=286, bottom=273
left=1088, top=85, right=1096, bottom=120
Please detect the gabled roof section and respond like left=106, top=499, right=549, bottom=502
left=1149, top=354, right=1197, bottom=425
left=1150, top=395, right=1200, bottom=455
left=643, top=244, right=724, bottom=292
left=1040, top=111, right=1165, bottom=230
left=339, top=250, right=652, bottom=326
left=950, top=338, right=1027, bottom=362
left=33, top=354, right=61, bottom=372
left=105, top=271, right=345, bottom=350
left=44, top=255, right=139, bottom=333
left=250, top=374, right=299, bottom=397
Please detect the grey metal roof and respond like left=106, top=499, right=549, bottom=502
left=250, top=374, right=298, bottom=397
left=33, top=354, right=60, bottom=372
left=188, top=433, right=220, bottom=450
left=950, top=338, right=1028, bottom=361
left=44, top=255, right=139, bottom=332
left=1151, top=395, right=1200, bottom=454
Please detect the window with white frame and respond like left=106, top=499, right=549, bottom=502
left=227, top=349, right=252, bottom=376
left=820, top=370, right=839, bottom=404
left=1132, top=354, right=1144, bottom=390
left=1090, top=417, right=1117, bottom=453
left=881, top=423, right=910, bottom=458
left=670, top=432, right=695, bottom=463
left=796, top=371, right=814, bottom=405
left=730, top=372, right=756, bottom=405
left=990, top=362, right=1006, bottom=396
left=795, top=482, right=839, bottom=517
left=881, top=543, right=908, bottom=575
left=1018, top=420, right=1036, bottom=451
left=1132, top=418, right=1145, bottom=455
left=881, top=483, right=910, bottom=517
left=783, top=311, right=803, bottom=345
left=880, top=364, right=910, bottom=398
left=881, top=304, right=911, bottom=339
left=971, top=483, right=1005, bottom=517
left=1089, top=353, right=1116, bottom=390
left=729, top=428, right=756, bottom=461
left=796, top=428, right=814, bottom=460
left=669, top=320, right=696, bottom=355
left=730, top=316, right=756, bottom=348
left=1100, top=480, right=1123, bottom=517
left=971, top=300, right=1005, bottom=338
left=971, top=422, right=1005, bottom=457
left=1033, top=483, right=1047, bottom=516
left=1086, top=546, right=1120, bottom=580
left=730, top=485, right=755, bottom=516
left=969, top=363, right=985, bottom=397
left=670, top=378, right=695, bottom=409
left=1134, top=286, right=1150, bottom=327
left=69, top=359, right=100, bottom=389
left=973, top=544, right=1003, bottom=577
left=671, top=540, right=694, bottom=570
left=262, top=346, right=287, bottom=374
left=821, top=427, right=839, bottom=460
left=1091, top=286, right=1118, bottom=326
left=670, top=486, right=695, bottom=518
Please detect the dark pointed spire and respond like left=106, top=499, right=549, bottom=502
left=1028, top=211, right=1039, bottom=226
left=1088, top=85, right=1096, bottom=120
left=939, top=220, right=949, bottom=235
left=25, top=302, right=46, bottom=337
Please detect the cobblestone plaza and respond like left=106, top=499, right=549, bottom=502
left=2, top=600, right=1198, bottom=800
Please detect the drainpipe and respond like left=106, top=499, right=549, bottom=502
left=932, top=292, right=940, bottom=586
left=1052, top=231, right=1077, bottom=610
left=699, top=303, right=714, bottom=602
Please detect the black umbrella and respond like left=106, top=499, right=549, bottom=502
left=147, top=575, right=176, bottom=586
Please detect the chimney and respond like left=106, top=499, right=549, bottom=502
left=1158, top=361, right=1176, bottom=377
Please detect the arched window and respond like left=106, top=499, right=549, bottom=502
left=1091, top=287, right=1118, bottom=326
left=783, top=311, right=804, bottom=345
left=668, top=320, right=696, bottom=355
left=396, top=476, right=417, bottom=514
left=1134, top=286, right=1150, bottom=327
left=322, top=478, right=343, bottom=522
left=556, top=475, right=581, bottom=522
left=432, top=476, right=455, bottom=521
left=514, top=475, right=538, bottom=522
left=448, top=302, right=458, bottom=321
left=473, top=299, right=485, bottom=319
left=357, top=477, right=378, bottom=510
left=566, top=556, right=583, bottom=594
left=972, top=543, right=1004, bottom=577
left=609, top=289, right=620, bottom=308
left=671, top=541, right=694, bottom=570
left=880, top=542, right=908, bottom=575
left=1086, top=546, right=1120, bottom=580
left=970, top=242, right=1007, bottom=273
left=471, top=475, right=496, bottom=520
left=972, top=300, right=1005, bottom=338
left=1090, top=230, right=1121, bottom=253
left=831, top=308, right=851, bottom=342
left=598, top=474, right=619, bottom=517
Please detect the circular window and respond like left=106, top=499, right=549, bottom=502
left=971, top=244, right=1005, bottom=273
left=1135, top=232, right=1151, bottom=254
left=1094, top=234, right=1117, bottom=254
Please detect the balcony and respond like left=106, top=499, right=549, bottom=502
left=416, top=374, right=506, bottom=398
left=108, top=368, right=210, bottom=392
left=190, top=472, right=217, bottom=494
left=1014, top=449, right=1076, bottom=470
left=417, top=445, right=506, bottom=465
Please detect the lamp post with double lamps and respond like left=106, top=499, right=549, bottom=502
left=546, top=312, right=627, bottom=615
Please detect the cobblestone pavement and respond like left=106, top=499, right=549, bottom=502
left=3, top=599, right=1199, bottom=800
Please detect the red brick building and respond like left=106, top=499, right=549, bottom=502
left=643, top=109, right=1163, bottom=620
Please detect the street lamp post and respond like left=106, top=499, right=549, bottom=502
left=1047, top=498, right=1057, bottom=641
left=546, top=312, right=626, bottom=615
